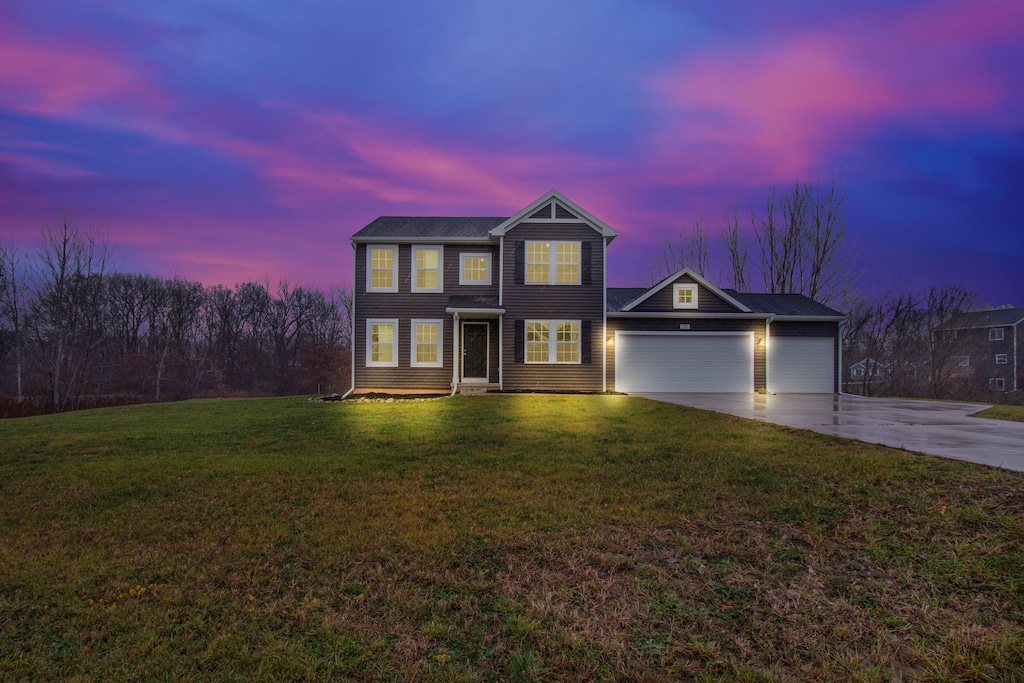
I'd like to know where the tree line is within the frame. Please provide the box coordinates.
[0,211,352,417]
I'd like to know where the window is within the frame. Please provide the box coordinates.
[525,241,580,284]
[990,328,1005,341]
[411,320,442,367]
[525,320,580,364]
[989,378,1006,390]
[996,354,1008,365]
[366,246,398,292]
[850,366,864,379]
[412,246,443,292]
[950,355,970,367]
[366,319,398,367]
[459,253,491,285]
[673,283,698,309]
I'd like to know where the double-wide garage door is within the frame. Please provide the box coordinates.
[615,333,754,393]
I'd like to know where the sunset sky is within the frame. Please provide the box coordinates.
[1,0,1022,305]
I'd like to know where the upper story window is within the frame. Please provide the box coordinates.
[673,283,698,309]
[526,241,580,284]
[367,246,398,292]
[459,253,491,285]
[412,246,443,293]
[990,328,1005,341]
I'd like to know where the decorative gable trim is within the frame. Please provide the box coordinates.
[620,267,752,313]
[489,190,618,240]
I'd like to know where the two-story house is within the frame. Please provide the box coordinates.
[348,190,844,395]
[946,307,1024,393]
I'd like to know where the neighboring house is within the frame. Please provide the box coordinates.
[848,358,891,382]
[348,190,844,395]
[945,308,1024,393]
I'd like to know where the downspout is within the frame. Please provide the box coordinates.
[498,237,504,390]
[764,316,773,394]
[450,312,460,396]
[602,236,607,393]
[837,319,844,395]
[1015,321,1019,392]
[341,241,357,399]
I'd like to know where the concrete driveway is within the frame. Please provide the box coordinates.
[634,393,1024,472]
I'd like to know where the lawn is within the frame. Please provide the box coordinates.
[974,404,1024,423]
[1,395,1022,682]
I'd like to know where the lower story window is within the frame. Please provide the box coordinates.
[412,320,442,367]
[989,377,1005,390]
[366,319,398,367]
[526,320,580,364]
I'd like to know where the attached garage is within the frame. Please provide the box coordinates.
[614,332,754,393]
[767,336,835,393]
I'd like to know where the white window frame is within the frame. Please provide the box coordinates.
[410,319,443,368]
[995,353,1008,365]
[411,245,443,293]
[525,241,580,285]
[989,377,1006,390]
[366,245,398,293]
[366,319,398,367]
[459,253,492,285]
[524,319,581,364]
[673,283,698,309]
[990,328,1005,341]
[951,355,970,367]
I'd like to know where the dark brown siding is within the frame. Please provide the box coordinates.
[352,242,499,390]
[631,274,739,313]
[770,320,842,393]
[607,317,768,391]
[501,224,606,391]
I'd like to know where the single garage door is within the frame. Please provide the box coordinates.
[768,336,835,393]
[615,332,753,393]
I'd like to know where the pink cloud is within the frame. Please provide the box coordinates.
[650,0,1022,184]
[0,27,168,119]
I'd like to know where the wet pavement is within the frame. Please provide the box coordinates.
[635,393,1024,472]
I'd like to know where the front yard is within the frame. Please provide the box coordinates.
[1,395,1022,681]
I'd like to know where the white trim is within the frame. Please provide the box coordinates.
[498,314,504,390]
[352,236,492,245]
[990,327,1005,341]
[451,312,460,389]
[489,189,618,239]
[620,267,751,313]
[524,319,582,364]
[602,238,607,392]
[989,377,1006,390]
[365,318,399,367]
[410,319,443,368]
[411,245,444,293]
[609,312,772,319]
[771,315,846,322]
[996,353,1009,365]
[445,307,504,316]
[366,245,398,293]
[459,252,492,285]
[672,283,698,309]
[461,321,490,381]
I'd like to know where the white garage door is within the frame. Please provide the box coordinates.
[615,333,753,393]
[768,336,835,393]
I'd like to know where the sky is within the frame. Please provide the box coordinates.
[1,0,1022,306]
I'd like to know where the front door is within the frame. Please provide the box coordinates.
[462,322,489,381]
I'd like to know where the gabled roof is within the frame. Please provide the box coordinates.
[722,290,844,318]
[620,268,752,313]
[488,190,618,241]
[950,307,1024,329]
[607,288,649,312]
[351,216,506,243]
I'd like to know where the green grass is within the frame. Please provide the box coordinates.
[973,404,1024,423]
[2,395,1023,681]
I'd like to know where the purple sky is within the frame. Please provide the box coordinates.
[1,0,1022,306]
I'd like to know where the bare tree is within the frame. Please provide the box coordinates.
[29,209,110,411]
[722,204,749,291]
[0,243,27,401]
[924,284,977,399]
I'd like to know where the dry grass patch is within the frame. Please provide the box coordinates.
[973,404,1024,423]
[1,394,1022,681]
